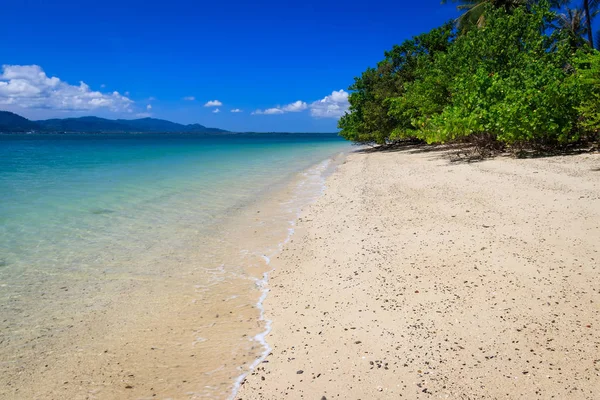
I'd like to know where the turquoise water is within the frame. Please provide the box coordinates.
[0,133,347,271]
[0,132,349,398]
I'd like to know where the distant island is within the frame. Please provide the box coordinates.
[0,110,229,134]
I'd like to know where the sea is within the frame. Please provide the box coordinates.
[0,132,349,399]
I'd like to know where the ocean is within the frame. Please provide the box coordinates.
[0,132,349,399]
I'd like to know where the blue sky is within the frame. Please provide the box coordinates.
[1,0,462,132]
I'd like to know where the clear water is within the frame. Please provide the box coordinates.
[0,133,346,271]
[0,132,349,399]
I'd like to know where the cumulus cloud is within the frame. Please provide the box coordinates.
[183,96,195,101]
[213,108,220,113]
[146,104,152,110]
[282,100,308,112]
[230,108,242,113]
[204,100,222,107]
[263,108,285,115]
[252,100,306,115]
[0,64,133,112]
[309,89,349,118]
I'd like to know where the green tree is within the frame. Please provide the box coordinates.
[338,64,402,145]
[573,51,600,132]
[404,4,582,146]
[554,7,589,49]
[582,0,597,48]
[338,23,455,144]
[443,0,530,31]
[340,2,597,151]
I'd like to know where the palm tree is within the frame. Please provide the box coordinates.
[447,0,599,48]
[582,0,599,48]
[443,0,531,31]
[555,7,588,49]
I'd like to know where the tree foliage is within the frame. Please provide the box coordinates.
[443,0,531,31]
[338,23,455,145]
[338,1,600,150]
[574,51,600,133]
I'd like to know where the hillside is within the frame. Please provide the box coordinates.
[0,111,41,132]
[0,111,229,133]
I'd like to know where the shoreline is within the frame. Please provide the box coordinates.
[229,152,348,400]
[0,142,349,400]
[237,147,600,399]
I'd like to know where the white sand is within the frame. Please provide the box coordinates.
[237,147,600,399]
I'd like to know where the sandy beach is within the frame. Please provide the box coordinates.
[0,151,344,400]
[237,146,600,399]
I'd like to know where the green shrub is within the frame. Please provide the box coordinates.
[573,51,600,135]
[340,2,597,150]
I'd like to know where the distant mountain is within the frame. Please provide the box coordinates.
[0,111,229,133]
[0,111,41,132]
[116,118,187,133]
[114,118,228,133]
[38,116,133,133]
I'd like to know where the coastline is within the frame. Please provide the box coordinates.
[237,147,600,399]
[0,139,349,400]
[228,154,346,400]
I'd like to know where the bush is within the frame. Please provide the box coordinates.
[339,3,598,151]
[574,51,600,137]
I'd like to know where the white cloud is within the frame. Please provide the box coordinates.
[100,84,106,88]
[146,104,152,110]
[213,108,220,113]
[135,112,152,118]
[230,108,242,113]
[252,100,306,116]
[252,108,284,115]
[282,100,307,112]
[148,96,156,101]
[183,96,195,101]
[309,89,349,118]
[0,65,133,112]
[263,108,285,115]
[204,100,222,107]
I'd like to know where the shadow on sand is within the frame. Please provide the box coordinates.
[352,140,599,164]
[354,141,489,163]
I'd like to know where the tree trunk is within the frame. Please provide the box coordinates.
[584,0,595,48]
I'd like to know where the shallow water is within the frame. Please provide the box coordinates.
[0,132,349,399]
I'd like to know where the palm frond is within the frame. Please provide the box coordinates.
[449,0,532,32]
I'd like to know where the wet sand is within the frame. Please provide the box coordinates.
[237,147,600,399]
[0,158,339,400]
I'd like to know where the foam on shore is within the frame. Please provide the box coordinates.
[228,154,345,400]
